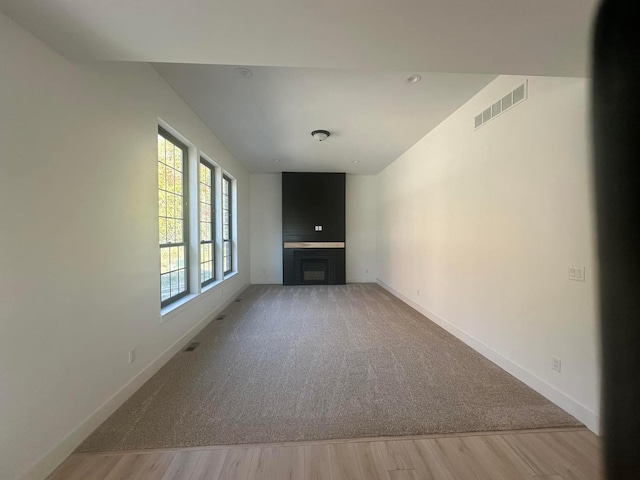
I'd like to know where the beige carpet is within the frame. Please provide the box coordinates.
[78,284,580,453]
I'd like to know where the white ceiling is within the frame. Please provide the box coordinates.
[0,0,598,174]
[155,64,495,173]
[1,0,598,75]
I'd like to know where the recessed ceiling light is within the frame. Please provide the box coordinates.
[351,160,360,163]
[404,74,422,85]
[235,67,253,78]
[273,159,281,162]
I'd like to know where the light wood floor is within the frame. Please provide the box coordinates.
[48,427,602,480]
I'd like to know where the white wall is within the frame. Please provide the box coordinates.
[249,174,377,284]
[249,174,282,284]
[0,12,250,480]
[346,175,377,283]
[377,75,600,432]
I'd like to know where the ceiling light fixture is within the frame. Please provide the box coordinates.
[404,74,422,85]
[311,130,331,141]
[273,158,281,162]
[351,160,360,163]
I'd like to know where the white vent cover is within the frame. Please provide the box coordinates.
[474,80,528,130]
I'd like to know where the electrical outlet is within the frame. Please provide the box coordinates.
[365,269,369,274]
[552,357,561,373]
[129,349,136,365]
[568,265,586,282]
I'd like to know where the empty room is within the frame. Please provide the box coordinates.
[0,1,609,479]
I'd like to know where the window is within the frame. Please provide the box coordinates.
[222,174,233,274]
[158,128,189,307]
[199,160,215,286]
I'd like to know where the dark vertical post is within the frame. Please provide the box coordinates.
[592,1,640,477]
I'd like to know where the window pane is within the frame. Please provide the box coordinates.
[175,220,183,243]
[159,218,167,244]
[174,145,183,171]
[202,262,212,283]
[161,273,171,301]
[158,163,166,190]
[175,171,183,195]
[159,190,167,217]
[178,246,185,269]
[170,246,179,271]
[165,143,175,169]
[161,247,170,274]
[167,218,175,243]
[178,269,185,292]
[158,135,166,163]
[171,270,179,294]
[166,167,175,193]
[166,192,175,218]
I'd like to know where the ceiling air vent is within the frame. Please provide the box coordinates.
[474,80,528,130]
[513,84,526,104]
[502,92,513,110]
[482,107,492,123]
[491,100,502,117]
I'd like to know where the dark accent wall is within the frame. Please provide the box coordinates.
[282,173,345,242]
[282,173,346,285]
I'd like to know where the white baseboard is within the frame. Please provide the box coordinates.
[376,279,600,434]
[347,278,377,284]
[20,282,249,480]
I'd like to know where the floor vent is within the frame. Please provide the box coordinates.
[184,342,200,352]
[216,314,227,321]
[475,80,528,130]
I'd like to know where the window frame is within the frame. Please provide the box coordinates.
[199,159,216,287]
[158,127,190,308]
[222,174,233,275]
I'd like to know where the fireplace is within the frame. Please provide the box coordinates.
[301,259,328,283]
[283,245,345,285]
[282,173,346,285]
